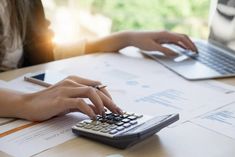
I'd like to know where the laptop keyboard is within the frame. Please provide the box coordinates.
[168,42,235,75]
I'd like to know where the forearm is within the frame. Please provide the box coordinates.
[85,31,132,53]
[0,89,25,118]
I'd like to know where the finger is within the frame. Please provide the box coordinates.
[66,76,113,99]
[155,44,178,56]
[97,91,123,115]
[62,87,104,115]
[53,78,81,88]
[60,104,99,115]
[99,88,112,99]
[180,34,198,53]
[171,34,198,52]
[178,35,196,51]
[139,39,177,56]
[58,108,81,116]
[87,104,100,115]
[65,98,97,119]
[67,75,101,87]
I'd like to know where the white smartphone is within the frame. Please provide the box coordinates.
[24,70,67,87]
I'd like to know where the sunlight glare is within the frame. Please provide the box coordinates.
[52,7,80,45]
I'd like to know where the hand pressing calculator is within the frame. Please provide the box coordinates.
[72,112,179,149]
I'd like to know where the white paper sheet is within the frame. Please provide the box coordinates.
[61,54,235,125]
[0,113,87,157]
[192,101,235,139]
[7,75,46,93]
[0,119,31,134]
[1,53,235,156]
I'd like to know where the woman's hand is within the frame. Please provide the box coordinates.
[127,31,198,56]
[19,76,122,121]
[85,30,198,56]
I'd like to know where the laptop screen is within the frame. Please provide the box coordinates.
[209,0,235,52]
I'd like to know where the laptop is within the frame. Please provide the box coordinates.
[142,0,235,80]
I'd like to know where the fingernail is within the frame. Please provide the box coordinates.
[102,110,106,117]
[90,114,97,120]
[117,107,123,115]
[99,109,104,116]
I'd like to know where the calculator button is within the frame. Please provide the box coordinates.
[100,119,107,123]
[126,113,135,116]
[101,128,111,133]
[101,123,109,127]
[105,120,114,124]
[113,117,122,121]
[76,123,85,127]
[91,121,101,125]
[116,126,125,131]
[109,129,118,134]
[83,119,93,124]
[92,126,103,131]
[135,114,143,118]
[128,116,137,120]
[121,114,129,118]
[123,123,131,128]
[130,121,137,125]
[84,124,93,129]
[106,112,113,116]
[116,122,124,126]
[108,125,118,129]
[106,115,114,120]
[122,118,130,123]
[96,116,102,119]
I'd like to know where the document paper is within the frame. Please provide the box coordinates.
[192,101,235,139]
[0,113,87,157]
[62,54,235,125]
[0,53,235,156]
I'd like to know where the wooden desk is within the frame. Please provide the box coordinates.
[0,53,235,157]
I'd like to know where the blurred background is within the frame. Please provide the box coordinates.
[42,0,210,45]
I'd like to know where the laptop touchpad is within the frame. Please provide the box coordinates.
[174,55,190,62]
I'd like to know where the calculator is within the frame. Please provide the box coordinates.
[72,112,179,149]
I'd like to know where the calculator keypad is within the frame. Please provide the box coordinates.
[73,112,148,137]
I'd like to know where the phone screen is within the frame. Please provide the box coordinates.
[32,73,46,81]
[29,71,67,85]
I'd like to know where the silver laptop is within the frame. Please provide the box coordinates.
[143,0,235,80]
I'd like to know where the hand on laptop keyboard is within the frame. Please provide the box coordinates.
[128,31,198,56]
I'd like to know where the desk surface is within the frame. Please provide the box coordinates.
[0,53,235,157]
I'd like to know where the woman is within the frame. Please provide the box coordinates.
[0,0,197,121]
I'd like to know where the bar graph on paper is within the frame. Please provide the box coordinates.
[135,89,188,110]
[205,110,235,126]
[192,102,235,139]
